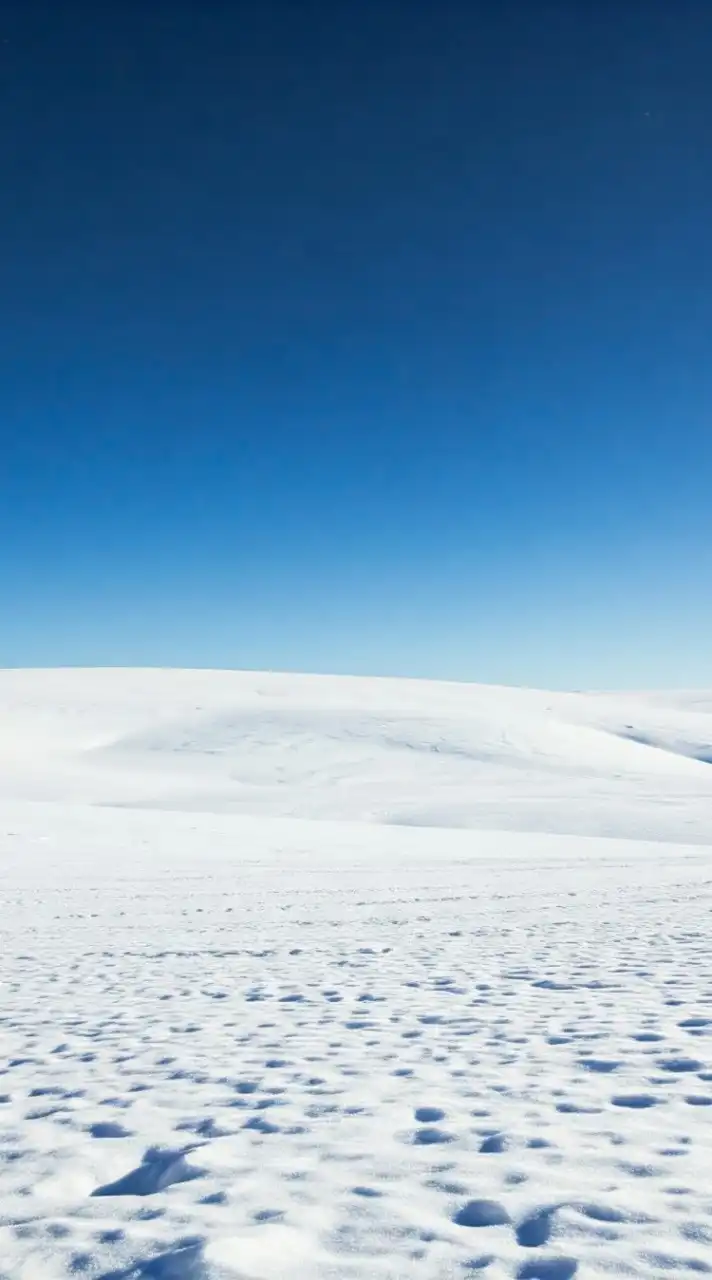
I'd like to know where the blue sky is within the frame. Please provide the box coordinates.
[2,3,711,686]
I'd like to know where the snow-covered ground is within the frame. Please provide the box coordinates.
[0,669,711,1279]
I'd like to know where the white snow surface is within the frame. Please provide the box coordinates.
[2,667,711,842]
[0,668,711,1279]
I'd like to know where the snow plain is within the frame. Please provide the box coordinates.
[0,668,711,1280]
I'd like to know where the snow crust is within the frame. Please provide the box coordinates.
[0,668,711,1279]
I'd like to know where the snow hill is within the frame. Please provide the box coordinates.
[0,667,710,842]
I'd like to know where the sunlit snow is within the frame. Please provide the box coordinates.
[0,668,711,1279]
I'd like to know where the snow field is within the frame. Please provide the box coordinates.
[0,670,711,1278]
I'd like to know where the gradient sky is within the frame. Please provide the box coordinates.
[2,2,711,687]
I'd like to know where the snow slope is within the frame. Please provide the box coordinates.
[0,667,710,841]
[0,669,711,1280]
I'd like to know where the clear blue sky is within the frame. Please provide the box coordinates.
[2,2,711,687]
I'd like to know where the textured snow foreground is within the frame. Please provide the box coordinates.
[0,671,711,1280]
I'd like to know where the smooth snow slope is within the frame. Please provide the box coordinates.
[0,667,710,841]
[1,669,712,1280]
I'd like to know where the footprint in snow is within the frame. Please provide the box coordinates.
[453,1199,511,1227]
[516,1261,577,1279]
[88,1122,133,1139]
[516,1207,555,1247]
[414,1106,446,1123]
[96,1240,206,1279]
[412,1126,456,1145]
[92,1147,203,1197]
[611,1093,661,1109]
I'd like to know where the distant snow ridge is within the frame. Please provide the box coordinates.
[0,667,710,842]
